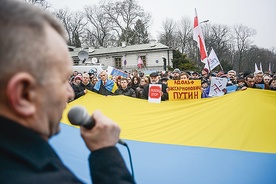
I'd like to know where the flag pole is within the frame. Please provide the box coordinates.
[194,8,209,72]
[219,63,224,71]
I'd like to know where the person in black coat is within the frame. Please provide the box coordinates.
[114,78,136,97]
[74,73,95,99]
[0,1,134,184]
[142,72,169,101]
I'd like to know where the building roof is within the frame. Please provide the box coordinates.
[69,42,170,58]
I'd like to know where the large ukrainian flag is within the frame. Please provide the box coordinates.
[50,88,276,184]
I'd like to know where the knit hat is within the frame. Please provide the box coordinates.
[150,72,159,77]
[202,68,209,73]
[75,75,82,81]
[172,68,181,74]
[161,77,168,82]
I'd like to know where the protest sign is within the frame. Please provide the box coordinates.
[148,84,162,103]
[167,80,201,100]
[209,77,227,97]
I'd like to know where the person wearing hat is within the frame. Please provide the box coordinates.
[172,68,181,80]
[201,68,209,76]
[70,74,82,100]
[201,68,210,85]
[191,71,199,79]
[141,72,168,101]
[160,77,169,85]
[88,69,95,81]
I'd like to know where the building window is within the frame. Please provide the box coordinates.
[114,58,122,69]
[140,55,147,67]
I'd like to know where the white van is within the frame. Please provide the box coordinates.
[72,64,106,77]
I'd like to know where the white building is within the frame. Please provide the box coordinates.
[69,41,173,72]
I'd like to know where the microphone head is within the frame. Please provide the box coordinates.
[68,106,91,126]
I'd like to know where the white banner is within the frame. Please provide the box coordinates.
[208,48,220,70]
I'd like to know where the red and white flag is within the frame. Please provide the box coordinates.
[137,56,143,69]
[193,8,208,66]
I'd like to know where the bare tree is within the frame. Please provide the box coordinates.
[158,18,177,48]
[53,9,71,42]
[242,46,276,72]
[175,17,193,54]
[208,24,230,56]
[23,0,51,10]
[84,5,113,47]
[53,9,86,47]
[207,24,233,70]
[101,0,151,45]
[232,24,256,72]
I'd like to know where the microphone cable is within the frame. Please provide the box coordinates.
[121,142,136,183]
[67,106,136,182]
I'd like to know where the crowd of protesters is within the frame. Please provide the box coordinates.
[68,67,276,101]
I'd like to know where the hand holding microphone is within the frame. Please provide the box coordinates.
[68,106,126,151]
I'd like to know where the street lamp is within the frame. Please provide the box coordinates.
[200,20,209,24]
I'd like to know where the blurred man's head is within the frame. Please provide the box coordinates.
[263,75,271,84]
[192,72,199,79]
[120,78,128,89]
[227,70,236,80]
[82,73,90,85]
[100,71,108,81]
[245,75,255,88]
[0,0,74,139]
[172,68,181,80]
[254,71,264,83]
[149,72,159,84]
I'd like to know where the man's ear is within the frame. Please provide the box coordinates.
[6,73,36,117]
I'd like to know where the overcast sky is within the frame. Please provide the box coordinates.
[47,0,276,50]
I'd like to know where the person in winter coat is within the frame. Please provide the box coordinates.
[114,78,136,98]
[74,73,94,99]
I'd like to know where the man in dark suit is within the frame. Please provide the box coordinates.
[142,72,169,101]
[0,1,134,184]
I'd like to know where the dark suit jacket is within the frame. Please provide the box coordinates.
[0,116,134,184]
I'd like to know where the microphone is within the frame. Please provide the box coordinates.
[67,106,126,146]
